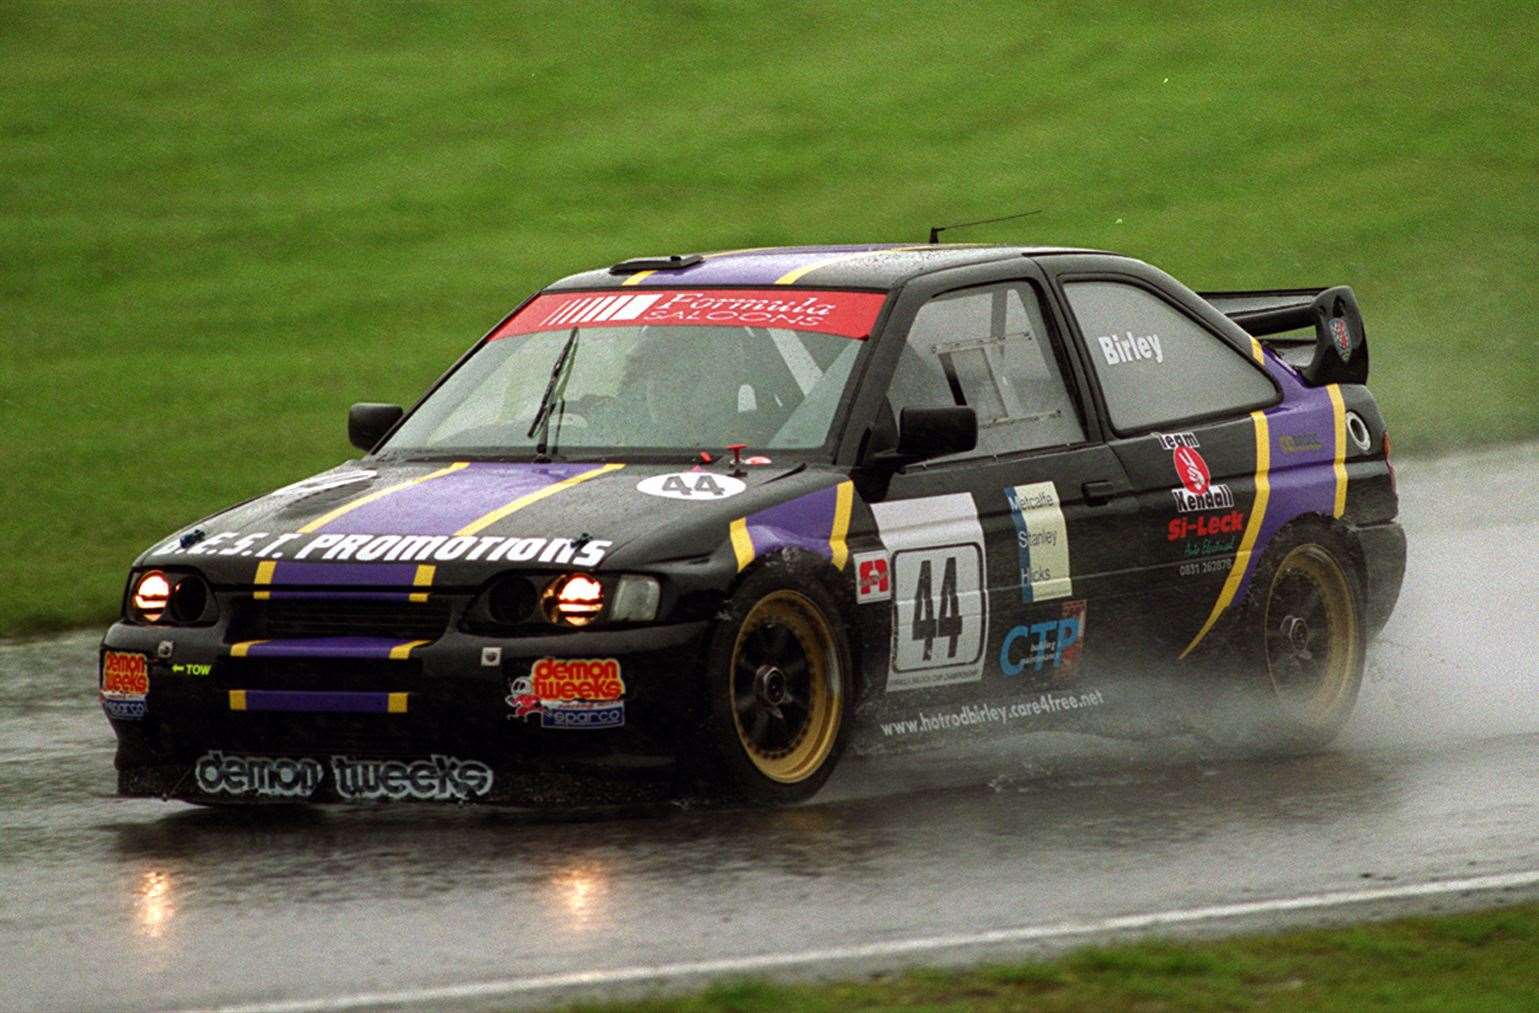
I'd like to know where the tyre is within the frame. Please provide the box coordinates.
[699,564,853,804]
[1198,523,1366,754]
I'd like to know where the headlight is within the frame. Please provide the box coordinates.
[541,573,605,627]
[131,571,172,623]
[610,575,661,622]
[129,570,214,624]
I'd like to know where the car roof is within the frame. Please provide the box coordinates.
[546,243,1110,292]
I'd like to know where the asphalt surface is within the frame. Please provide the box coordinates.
[3,443,1537,1012]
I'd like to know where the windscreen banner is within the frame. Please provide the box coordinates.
[494,288,888,340]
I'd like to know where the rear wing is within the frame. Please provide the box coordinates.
[1200,286,1367,386]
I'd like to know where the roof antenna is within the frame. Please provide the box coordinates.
[928,208,1043,244]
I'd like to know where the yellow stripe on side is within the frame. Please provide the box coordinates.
[229,640,267,658]
[621,270,655,286]
[409,564,435,604]
[1180,410,1272,659]
[388,640,430,661]
[298,461,469,534]
[387,692,409,714]
[729,518,755,572]
[829,481,854,570]
[774,246,929,285]
[1328,383,1349,518]
[229,690,247,711]
[454,462,625,537]
[252,559,277,601]
[1250,336,1265,364]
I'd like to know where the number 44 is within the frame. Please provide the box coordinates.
[911,557,963,661]
[662,474,730,497]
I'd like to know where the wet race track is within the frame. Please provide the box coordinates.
[4,445,1538,1012]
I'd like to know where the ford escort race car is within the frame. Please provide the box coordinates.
[101,244,1406,805]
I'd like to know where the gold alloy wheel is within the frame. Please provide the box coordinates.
[1263,544,1361,726]
[728,590,842,784]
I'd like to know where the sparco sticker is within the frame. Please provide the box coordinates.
[508,657,626,730]
[636,472,746,500]
[494,289,889,340]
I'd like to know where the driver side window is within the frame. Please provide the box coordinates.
[889,282,1085,457]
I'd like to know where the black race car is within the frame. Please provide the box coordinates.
[100,244,1405,805]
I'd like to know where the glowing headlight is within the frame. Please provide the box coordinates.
[542,573,605,627]
[131,571,172,623]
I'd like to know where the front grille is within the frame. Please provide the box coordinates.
[230,599,451,641]
[215,657,422,693]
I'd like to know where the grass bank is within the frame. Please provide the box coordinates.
[3,2,1535,633]
[578,902,1539,1011]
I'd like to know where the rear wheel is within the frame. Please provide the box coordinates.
[700,567,851,803]
[1197,525,1365,753]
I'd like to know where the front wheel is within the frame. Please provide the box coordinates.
[699,567,852,804]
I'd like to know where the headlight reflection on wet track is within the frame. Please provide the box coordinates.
[135,869,175,938]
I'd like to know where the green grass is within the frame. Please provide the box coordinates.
[573,902,1539,1011]
[2,1,1536,634]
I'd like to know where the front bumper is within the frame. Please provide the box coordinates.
[99,617,712,805]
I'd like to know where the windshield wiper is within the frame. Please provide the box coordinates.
[527,327,579,461]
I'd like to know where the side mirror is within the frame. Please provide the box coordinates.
[868,406,977,469]
[348,403,404,452]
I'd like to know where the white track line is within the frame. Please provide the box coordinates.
[206,870,1539,1013]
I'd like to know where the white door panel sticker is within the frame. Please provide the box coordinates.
[1006,481,1072,603]
[870,494,988,691]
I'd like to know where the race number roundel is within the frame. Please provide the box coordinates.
[1172,445,1211,496]
[636,472,747,500]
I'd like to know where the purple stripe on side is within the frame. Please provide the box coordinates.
[323,462,593,535]
[1233,351,1344,598]
[238,691,399,714]
[745,484,838,561]
[238,637,412,660]
[270,562,419,586]
[629,245,904,287]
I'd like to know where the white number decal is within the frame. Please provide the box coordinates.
[870,493,989,692]
[636,472,748,500]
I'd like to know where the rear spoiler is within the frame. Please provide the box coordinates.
[1200,286,1368,386]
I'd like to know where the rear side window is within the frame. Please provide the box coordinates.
[888,282,1085,456]
[1064,281,1275,432]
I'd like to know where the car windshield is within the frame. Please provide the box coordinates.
[381,288,886,457]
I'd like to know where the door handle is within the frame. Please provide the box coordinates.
[1082,479,1116,505]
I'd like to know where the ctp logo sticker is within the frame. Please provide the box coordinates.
[854,551,891,603]
[636,472,747,500]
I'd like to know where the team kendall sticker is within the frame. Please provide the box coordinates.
[152,531,611,566]
[1161,432,1235,514]
[636,472,747,500]
[494,289,889,340]
[507,657,626,730]
[101,650,149,720]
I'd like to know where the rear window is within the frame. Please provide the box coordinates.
[1064,281,1275,432]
